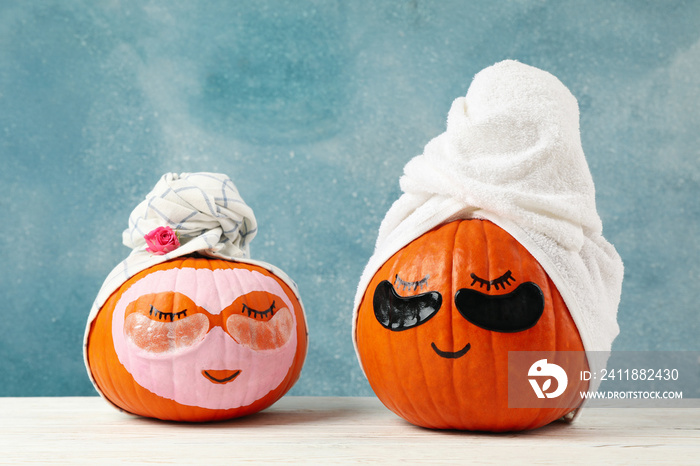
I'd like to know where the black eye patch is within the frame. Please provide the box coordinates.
[373,280,442,331]
[454,282,544,333]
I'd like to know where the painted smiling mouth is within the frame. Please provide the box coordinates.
[431,342,471,359]
[202,370,241,384]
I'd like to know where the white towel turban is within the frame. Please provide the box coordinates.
[85,171,298,334]
[353,61,624,363]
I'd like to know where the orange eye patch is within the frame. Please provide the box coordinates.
[124,312,209,353]
[124,293,207,353]
[223,291,294,351]
[225,308,294,351]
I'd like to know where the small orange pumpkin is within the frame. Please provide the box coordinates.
[355,219,588,431]
[86,255,308,422]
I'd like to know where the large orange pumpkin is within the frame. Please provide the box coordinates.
[86,255,308,422]
[355,219,589,431]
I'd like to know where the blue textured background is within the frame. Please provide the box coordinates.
[1,1,698,397]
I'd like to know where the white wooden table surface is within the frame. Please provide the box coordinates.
[0,396,698,464]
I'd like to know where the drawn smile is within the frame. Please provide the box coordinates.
[202,370,241,384]
[431,341,471,359]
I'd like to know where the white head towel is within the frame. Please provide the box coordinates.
[84,172,302,364]
[352,61,624,363]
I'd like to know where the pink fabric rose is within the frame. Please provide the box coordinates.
[144,226,180,255]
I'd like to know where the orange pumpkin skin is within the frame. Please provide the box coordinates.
[356,219,588,431]
[87,256,307,422]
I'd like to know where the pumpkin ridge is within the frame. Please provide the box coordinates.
[449,219,465,425]
[385,245,437,427]
[413,308,448,428]
[425,222,462,428]
[94,291,134,414]
[386,249,433,427]
[410,224,448,427]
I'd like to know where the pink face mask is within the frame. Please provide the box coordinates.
[111,267,298,410]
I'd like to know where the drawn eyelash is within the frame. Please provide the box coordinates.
[394,274,431,292]
[149,305,188,321]
[241,301,276,320]
[470,270,515,291]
